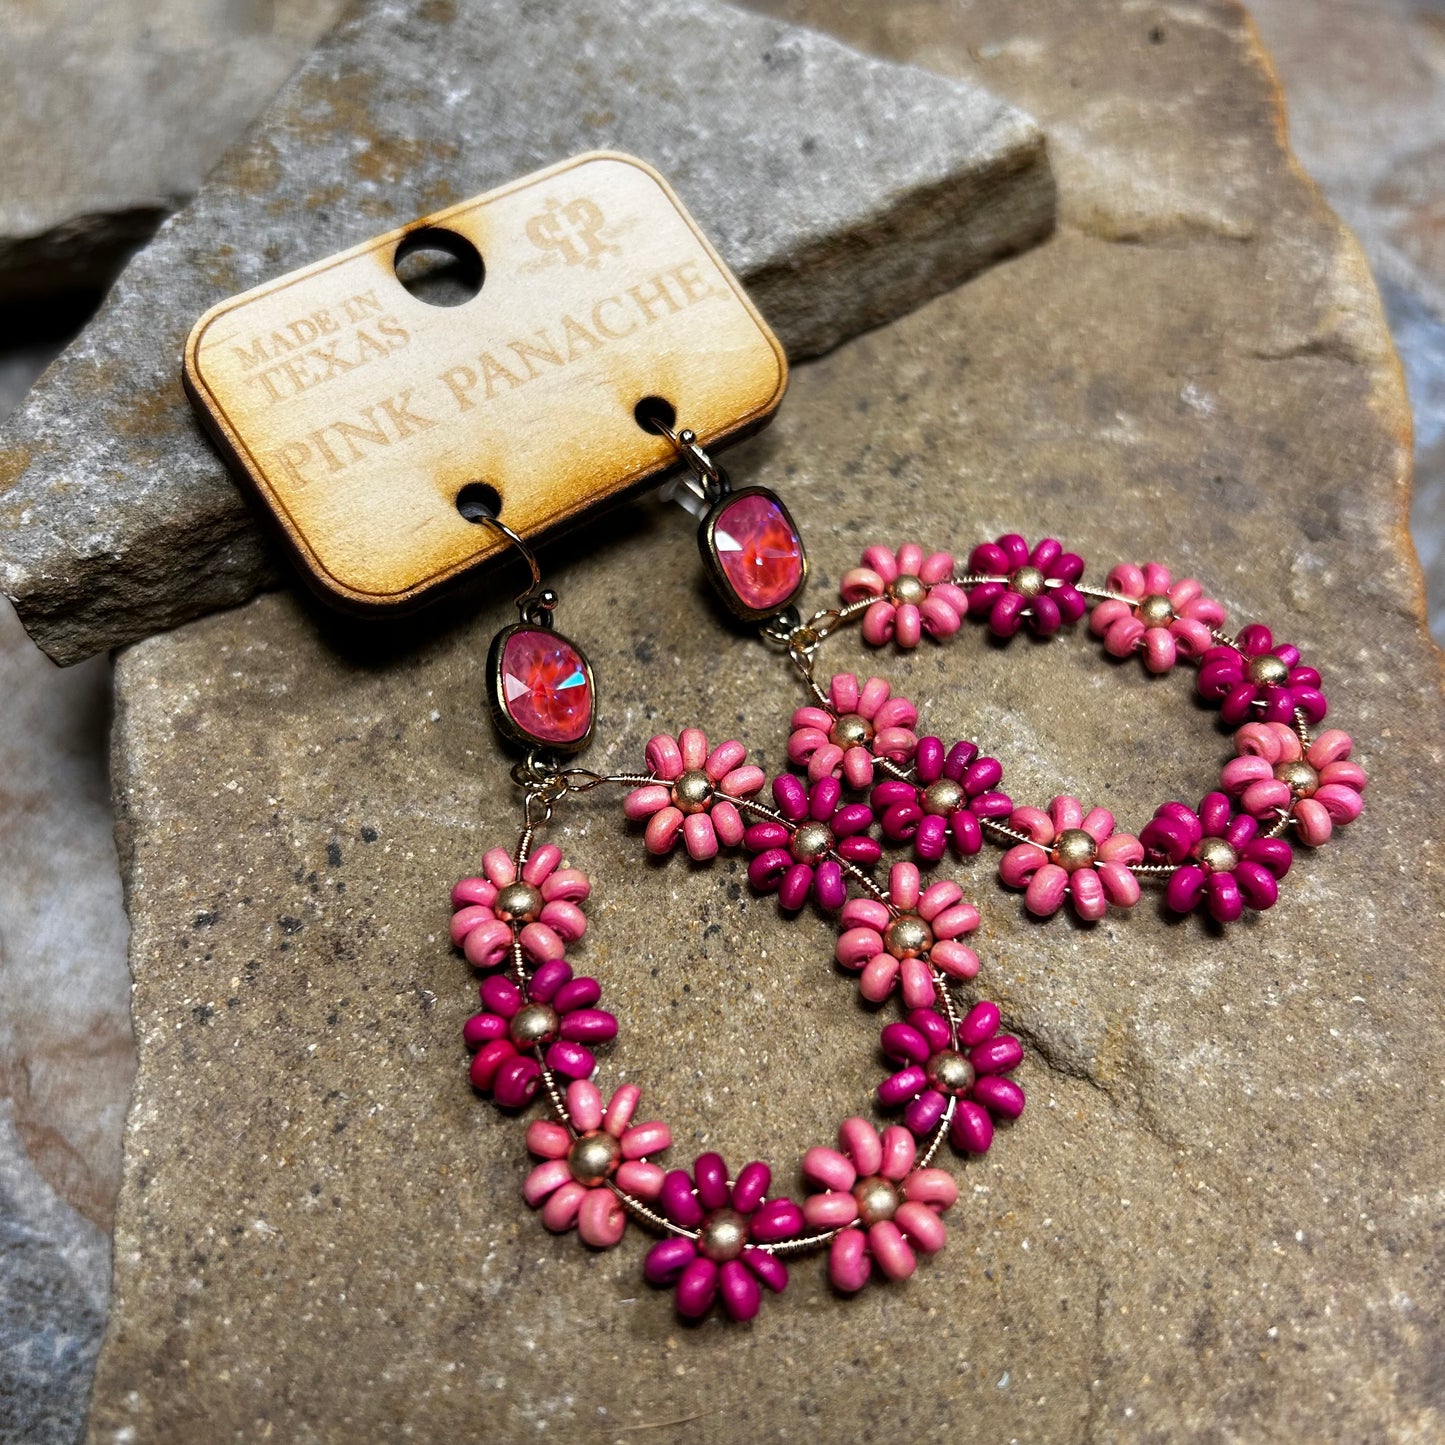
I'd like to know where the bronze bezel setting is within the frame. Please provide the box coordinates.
[697,485,809,624]
[486,622,597,755]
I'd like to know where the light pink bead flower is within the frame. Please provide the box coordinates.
[1089,561,1226,673]
[801,1117,957,1293]
[450,844,590,969]
[840,543,969,649]
[835,861,980,1010]
[788,673,918,789]
[523,1080,672,1248]
[623,726,766,860]
[1220,722,1366,847]
[999,796,1143,920]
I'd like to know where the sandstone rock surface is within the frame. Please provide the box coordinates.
[92,1,1442,1441]
[0,0,1053,667]
[0,0,347,299]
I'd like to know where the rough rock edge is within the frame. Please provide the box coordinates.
[1233,3,1434,667]
[0,0,1056,667]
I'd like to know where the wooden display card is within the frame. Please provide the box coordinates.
[184,152,788,609]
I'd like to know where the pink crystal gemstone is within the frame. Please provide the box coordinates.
[499,629,592,744]
[712,492,803,614]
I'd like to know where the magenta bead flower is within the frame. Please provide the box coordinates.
[835,862,980,1010]
[523,1080,672,1248]
[744,774,879,910]
[643,1153,799,1321]
[1089,561,1225,673]
[1220,723,1366,848]
[998,796,1143,921]
[1197,623,1327,726]
[877,1002,1026,1151]
[623,725,766,860]
[1141,792,1294,923]
[450,843,590,971]
[872,736,1012,862]
[801,1117,957,1293]
[463,958,617,1108]
[840,542,969,648]
[965,533,1087,639]
[788,672,919,789]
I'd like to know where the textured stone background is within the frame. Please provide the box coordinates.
[3,0,1445,1440]
[0,0,347,299]
[1214,0,1445,646]
[88,2,1444,1442]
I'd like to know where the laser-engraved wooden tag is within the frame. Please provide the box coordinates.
[184,152,788,610]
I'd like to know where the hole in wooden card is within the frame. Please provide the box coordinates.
[634,395,677,435]
[456,482,503,522]
[393,226,484,307]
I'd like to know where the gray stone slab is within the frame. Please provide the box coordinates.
[0,0,1053,668]
[88,1,1443,1439]
[0,0,347,300]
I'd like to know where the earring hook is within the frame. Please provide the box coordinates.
[476,512,557,626]
[648,416,731,503]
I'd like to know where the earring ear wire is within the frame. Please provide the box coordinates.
[476,511,557,628]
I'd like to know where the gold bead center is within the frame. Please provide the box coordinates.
[1247,654,1290,688]
[567,1130,621,1187]
[1137,593,1175,627]
[494,881,543,922]
[672,768,714,814]
[921,778,965,816]
[884,913,934,960]
[925,1048,977,1098]
[885,574,927,606]
[853,1175,901,1227]
[1053,827,1098,871]
[509,1002,560,1049]
[828,712,875,750]
[1011,565,1047,598]
[790,820,834,864]
[697,1207,748,1262]
[1273,760,1319,796]
[1194,836,1239,874]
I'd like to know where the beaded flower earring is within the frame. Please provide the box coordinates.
[448,424,1366,1323]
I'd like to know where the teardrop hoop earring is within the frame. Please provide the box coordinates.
[447,423,1366,1322]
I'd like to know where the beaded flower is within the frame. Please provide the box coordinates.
[1088,561,1226,672]
[643,1154,800,1321]
[835,863,980,1010]
[965,534,1087,639]
[877,1002,1026,1151]
[1141,792,1294,923]
[872,736,1011,861]
[1220,723,1366,846]
[840,543,970,648]
[998,797,1142,921]
[743,774,879,910]
[1198,624,1327,726]
[464,959,618,1106]
[787,673,919,789]
[451,843,590,970]
[623,726,765,860]
[802,1118,957,1292]
[522,1081,672,1248]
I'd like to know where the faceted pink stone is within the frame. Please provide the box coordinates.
[499,629,592,744]
[712,492,803,614]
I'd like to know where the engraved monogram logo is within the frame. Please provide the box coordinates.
[524,195,617,267]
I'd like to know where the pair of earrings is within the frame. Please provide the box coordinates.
[452,419,1362,1322]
